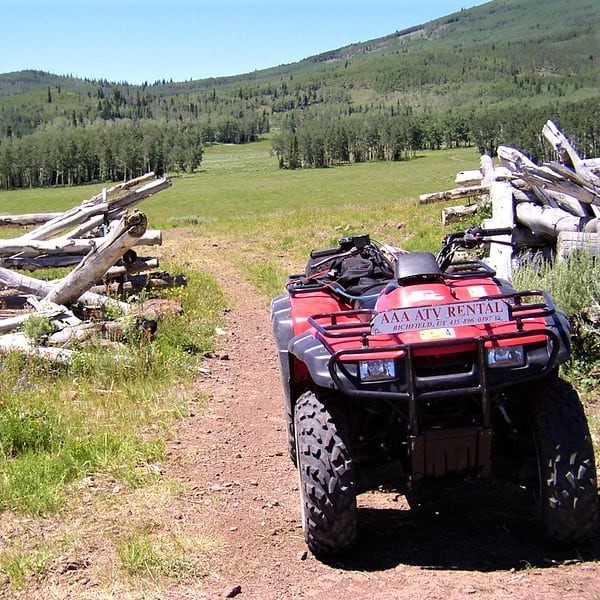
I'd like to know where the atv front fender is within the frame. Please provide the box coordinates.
[288,332,334,390]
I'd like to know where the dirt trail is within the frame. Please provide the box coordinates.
[158,231,600,599]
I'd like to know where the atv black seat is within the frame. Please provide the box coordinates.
[395,252,442,283]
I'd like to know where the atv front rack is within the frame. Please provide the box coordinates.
[302,289,564,435]
[307,289,557,337]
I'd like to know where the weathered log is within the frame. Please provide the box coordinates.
[0,213,62,226]
[44,211,147,306]
[441,204,478,226]
[455,170,482,185]
[19,203,109,242]
[15,175,169,242]
[104,258,159,278]
[515,203,600,239]
[0,238,96,258]
[582,158,600,173]
[542,120,600,203]
[419,185,489,205]
[0,255,84,271]
[498,145,537,171]
[0,229,159,262]
[106,177,172,219]
[0,299,80,334]
[0,268,129,311]
[543,120,600,185]
[47,321,101,346]
[0,332,72,362]
[480,155,495,183]
[518,166,598,205]
[556,231,600,261]
[535,189,590,217]
[0,309,64,334]
[544,162,600,203]
[85,172,159,206]
[482,182,514,280]
[89,273,187,296]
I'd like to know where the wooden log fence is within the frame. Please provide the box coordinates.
[421,120,600,279]
[0,172,186,361]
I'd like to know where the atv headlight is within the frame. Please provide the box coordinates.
[487,345,525,368]
[359,359,396,382]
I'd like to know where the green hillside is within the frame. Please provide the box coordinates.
[0,0,599,188]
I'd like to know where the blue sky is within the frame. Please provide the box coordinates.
[1,0,486,84]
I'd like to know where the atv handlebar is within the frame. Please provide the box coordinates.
[437,226,513,271]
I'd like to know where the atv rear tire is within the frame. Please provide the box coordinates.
[530,377,598,544]
[294,390,357,556]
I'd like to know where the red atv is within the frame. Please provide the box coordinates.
[271,227,598,557]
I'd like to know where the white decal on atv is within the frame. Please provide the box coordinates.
[371,299,510,334]
[407,290,445,302]
[466,285,487,298]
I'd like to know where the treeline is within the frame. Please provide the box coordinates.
[0,77,271,142]
[0,121,204,189]
[272,98,600,169]
[0,108,270,189]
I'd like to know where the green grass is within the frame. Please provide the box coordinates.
[0,139,479,297]
[513,251,600,397]
[160,140,479,291]
[117,530,219,580]
[0,269,224,516]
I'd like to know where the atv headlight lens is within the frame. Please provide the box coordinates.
[487,345,525,368]
[359,359,396,381]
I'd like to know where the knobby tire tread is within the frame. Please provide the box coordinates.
[294,391,357,556]
[532,377,598,544]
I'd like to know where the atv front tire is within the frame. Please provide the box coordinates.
[531,377,598,544]
[294,390,357,556]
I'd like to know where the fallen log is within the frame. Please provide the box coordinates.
[455,170,482,185]
[0,238,96,258]
[0,268,129,311]
[482,182,514,280]
[442,204,478,226]
[0,255,84,271]
[85,172,160,206]
[419,185,489,205]
[515,203,600,239]
[518,166,598,205]
[556,231,600,261]
[19,202,109,242]
[46,320,130,347]
[44,210,147,306]
[0,304,74,334]
[0,213,62,227]
[89,273,187,296]
[105,257,159,278]
[542,120,600,189]
[0,332,72,362]
[106,177,172,219]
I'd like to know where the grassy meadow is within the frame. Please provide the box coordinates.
[2,139,481,297]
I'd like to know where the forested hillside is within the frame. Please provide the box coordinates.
[0,0,599,188]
